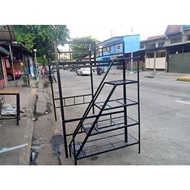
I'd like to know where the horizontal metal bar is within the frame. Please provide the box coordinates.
[77,142,139,160]
[58,50,92,53]
[55,101,89,108]
[57,40,95,45]
[54,93,92,101]
[90,122,139,136]
[74,133,139,160]
[105,80,138,85]
[64,110,125,123]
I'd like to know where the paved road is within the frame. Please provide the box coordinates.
[53,69,190,165]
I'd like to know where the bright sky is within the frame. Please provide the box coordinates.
[2,0,189,42]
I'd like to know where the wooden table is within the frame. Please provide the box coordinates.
[0,89,20,126]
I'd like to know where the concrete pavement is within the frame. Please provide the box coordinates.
[0,78,36,164]
[0,70,190,165]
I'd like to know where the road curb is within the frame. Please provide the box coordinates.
[18,86,37,165]
[177,77,190,82]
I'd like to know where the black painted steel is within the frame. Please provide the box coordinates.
[50,40,141,164]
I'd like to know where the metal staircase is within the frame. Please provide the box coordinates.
[69,58,140,165]
[49,40,141,165]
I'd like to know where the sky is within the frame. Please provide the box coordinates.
[1,0,189,42]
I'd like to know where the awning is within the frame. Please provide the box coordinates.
[0,46,10,55]
[0,25,16,42]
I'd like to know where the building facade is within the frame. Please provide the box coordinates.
[141,25,190,73]
[97,34,140,71]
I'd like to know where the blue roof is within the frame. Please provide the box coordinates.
[98,34,140,47]
[182,25,190,30]
[97,36,124,47]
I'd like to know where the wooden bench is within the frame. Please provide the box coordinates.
[0,89,20,126]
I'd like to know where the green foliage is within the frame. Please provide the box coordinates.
[13,25,70,65]
[71,36,99,60]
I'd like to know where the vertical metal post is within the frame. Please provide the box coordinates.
[182,46,184,73]
[166,48,169,72]
[54,40,68,158]
[130,26,133,73]
[153,51,156,71]
[90,42,96,114]
[25,53,30,87]
[8,45,17,85]
[122,59,128,143]
[16,93,20,126]
[48,62,57,121]
[137,60,141,153]
[48,51,57,121]
[90,61,95,114]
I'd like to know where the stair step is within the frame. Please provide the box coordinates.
[95,98,138,110]
[71,142,86,158]
[82,116,138,135]
[105,79,137,85]
[82,123,99,134]
[71,132,139,159]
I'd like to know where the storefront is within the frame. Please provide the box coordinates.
[0,46,10,88]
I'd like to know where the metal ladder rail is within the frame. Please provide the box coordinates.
[75,84,117,158]
[69,59,116,144]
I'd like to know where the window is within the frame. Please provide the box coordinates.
[170,37,182,44]
[146,52,154,58]
[140,44,145,49]
[187,34,190,41]
[169,46,182,54]
[0,57,4,80]
[117,45,120,49]
[184,45,190,53]
[156,51,166,57]
[146,43,156,49]
[158,42,165,47]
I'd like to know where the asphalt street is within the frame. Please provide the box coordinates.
[51,69,190,165]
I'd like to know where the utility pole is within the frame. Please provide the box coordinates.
[130,25,133,73]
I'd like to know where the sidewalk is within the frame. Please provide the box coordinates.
[0,75,63,165]
[0,77,36,165]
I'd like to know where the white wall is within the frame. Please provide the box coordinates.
[156,57,166,69]
[145,57,166,70]
[145,58,154,69]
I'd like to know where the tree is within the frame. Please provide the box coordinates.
[71,36,99,60]
[13,25,70,65]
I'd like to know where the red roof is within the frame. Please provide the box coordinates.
[141,35,165,42]
[165,25,182,35]
[147,35,165,41]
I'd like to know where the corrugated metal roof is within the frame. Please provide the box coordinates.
[98,34,140,47]
[0,25,16,42]
[0,46,10,55]
[146,35,165,41]
[97,36,124,47]
[165,25,182,35]
[182,25,190,30]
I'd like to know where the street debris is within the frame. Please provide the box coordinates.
[32,117,38,122]
[145,75,155,78]
[40,134,43,140]
[0,143,28,154]
[1,104,16,116]
[30,150,39,165]
[44,111,48,115]
[51,135,64,165]
[31,144,45,151]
